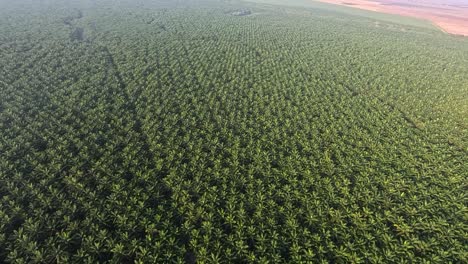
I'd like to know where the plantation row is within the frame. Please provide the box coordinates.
[1,0,467,263]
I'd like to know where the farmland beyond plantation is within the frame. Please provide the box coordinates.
[314,0,468,36]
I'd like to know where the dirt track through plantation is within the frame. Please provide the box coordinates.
[315,0,468,36]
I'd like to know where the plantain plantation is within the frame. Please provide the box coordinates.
[0,0,467,263]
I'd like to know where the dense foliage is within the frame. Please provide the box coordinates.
[0,0,467,262]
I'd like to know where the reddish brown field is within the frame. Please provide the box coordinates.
[315,0,468,36]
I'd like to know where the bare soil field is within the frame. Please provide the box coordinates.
[316,0,468,36]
